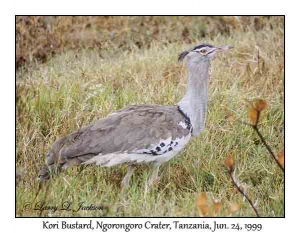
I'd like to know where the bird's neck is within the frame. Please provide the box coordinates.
[178,61,210,137]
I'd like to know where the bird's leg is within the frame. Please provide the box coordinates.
[147,163,161,187]
[121,165,136,189]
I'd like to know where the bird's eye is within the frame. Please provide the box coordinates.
[200,49,207,54]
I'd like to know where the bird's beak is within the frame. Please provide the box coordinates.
[216,45,234,51]
[207,45,233,57]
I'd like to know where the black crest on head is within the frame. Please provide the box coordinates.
[178,43,213,61]
[178,51,189,61]
[192,43,213,51]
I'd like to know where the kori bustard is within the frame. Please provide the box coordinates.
[39,43,232,188]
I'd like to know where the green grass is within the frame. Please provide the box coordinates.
[16,17,284,217]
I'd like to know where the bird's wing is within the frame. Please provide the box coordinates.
[46,105,191,167]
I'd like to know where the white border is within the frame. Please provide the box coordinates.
[1,0,299,232]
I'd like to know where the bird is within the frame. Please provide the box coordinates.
[39,43,233,189]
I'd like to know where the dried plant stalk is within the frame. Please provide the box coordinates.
[225,155,260,217]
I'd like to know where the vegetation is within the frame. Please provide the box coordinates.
[16,16,284,217]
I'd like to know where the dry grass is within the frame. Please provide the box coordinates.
[16,16,284,217]
[16,16,279,69]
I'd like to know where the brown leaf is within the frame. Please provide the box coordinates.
[225,155,235,171]
[254,99,268,112]
[249,107,258,125]
[196,192,207,207]
[277,151,284,168]
[196,192,208,216]
[199,206,208,216]
[213,200,222,214]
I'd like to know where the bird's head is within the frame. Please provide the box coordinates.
[178,43,233,63]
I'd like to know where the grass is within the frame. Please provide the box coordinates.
[16,16,284,217]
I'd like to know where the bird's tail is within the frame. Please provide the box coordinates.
[35,164,57,210]
[38,146,93,180]
[38,165,50,180]
[38,164,62,180]
[38,151,62,181]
